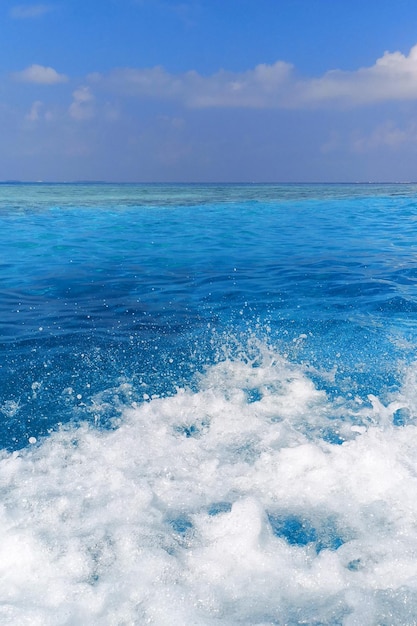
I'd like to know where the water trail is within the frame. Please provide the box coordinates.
[0,342,417,623]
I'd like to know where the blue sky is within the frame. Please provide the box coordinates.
[3,0,417,181]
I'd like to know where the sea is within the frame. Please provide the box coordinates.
[1,182,417,624]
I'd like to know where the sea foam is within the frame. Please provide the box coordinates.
[0,342,417,624]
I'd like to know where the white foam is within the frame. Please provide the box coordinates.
[1,343,417,623]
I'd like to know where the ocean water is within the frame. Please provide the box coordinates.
[2,182,417,624]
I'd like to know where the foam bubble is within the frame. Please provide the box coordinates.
[1,344,417,623]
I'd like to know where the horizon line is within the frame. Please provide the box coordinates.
[0,180,416,185]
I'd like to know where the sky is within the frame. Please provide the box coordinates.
[3,0,417,182]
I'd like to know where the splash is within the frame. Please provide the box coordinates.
[1,343,417,624]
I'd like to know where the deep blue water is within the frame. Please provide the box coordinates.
[2,183,417,624]
[1,183,416,448]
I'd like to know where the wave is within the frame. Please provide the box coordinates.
[1,339,417,624]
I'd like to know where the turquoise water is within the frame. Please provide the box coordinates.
[2,183,417,623]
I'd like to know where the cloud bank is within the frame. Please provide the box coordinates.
[89,44,417,109]
[13,44,417,110]
[8,43,417,183]
[12,64,68,85]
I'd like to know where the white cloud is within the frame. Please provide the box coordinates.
[10,4,53,19]
[351,122,417,153]
[25,100,53,123]
[89,60,293,108]
[89,44,417,109]
[25,100,43,121]
[320,121,417,158]
[298,45,417,107]
[12,64,68,85]
[69,86,95,120]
